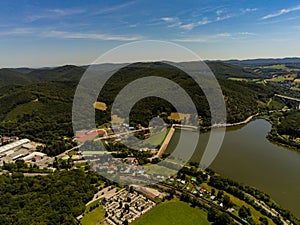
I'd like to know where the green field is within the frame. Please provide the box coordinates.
[132,199,210,225]
[261,64,288,70]
[144,164,177,176]
[81,201,106,225]
[142,128,169,146]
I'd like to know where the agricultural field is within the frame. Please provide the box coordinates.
[132,199,210,225]
[144,164,177,176]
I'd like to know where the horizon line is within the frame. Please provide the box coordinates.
[2,56,300,69]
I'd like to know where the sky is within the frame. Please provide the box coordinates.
[1,0,300,67]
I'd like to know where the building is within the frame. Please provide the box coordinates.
[75,129,106,143]
[0,139,30,154]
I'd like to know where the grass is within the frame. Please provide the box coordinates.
[267,74,297,83]
[260,64,288,70]
[144,164,177,176]
[132,199,210,225]
[228,77,249,82]
[290,87,300,91]
[81,202,106,225]
[142,128,169,146]
[93,101,107,111]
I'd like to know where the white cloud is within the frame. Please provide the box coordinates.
[216,14,232,21]
[0,28,34,36]
[216,33,231,37]
[179,23,196,31]
[172,37,208,43]
[241,8,258,13]
[160,17,176,22]
[216,10,223,16]
[160,11,232,31]
[93,1,137,15]
[262,5,300,20]
[42,30,143,41]
[197,17,211,25]
[0,27,143,41]
[173,32,256,43]
[26,8,85,21]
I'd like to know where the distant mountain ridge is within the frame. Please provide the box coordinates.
[0,60,263,87]
[220,57,300,67]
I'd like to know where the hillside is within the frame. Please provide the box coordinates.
[0,69,31,87]
[0,62,286,155]
[26,65,85,82]
[0,65,85,87]
[207,62,261,79]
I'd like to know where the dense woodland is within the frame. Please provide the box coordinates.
[0,170,107,225]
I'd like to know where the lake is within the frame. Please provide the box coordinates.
[165,119,300,217]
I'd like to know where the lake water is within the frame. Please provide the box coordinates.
[165,119,300,217]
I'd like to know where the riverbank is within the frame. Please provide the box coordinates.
[202,113,260,130]
[260,112,300,152]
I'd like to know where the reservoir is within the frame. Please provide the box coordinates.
[165,119,300,217]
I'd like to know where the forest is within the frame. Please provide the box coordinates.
[0,170,109,225]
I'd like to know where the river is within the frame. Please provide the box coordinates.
[165,119,300,217]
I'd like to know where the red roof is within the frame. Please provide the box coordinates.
[75,131,85,137]
[97,129,105,135]
[149,193,157,199]
[75,129,106,142]
[76,131,98,142]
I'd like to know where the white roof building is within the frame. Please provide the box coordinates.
[0,139,30,154]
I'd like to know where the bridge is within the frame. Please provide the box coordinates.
[274,94,300,110]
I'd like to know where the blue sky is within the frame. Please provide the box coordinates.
[1,0,300,67]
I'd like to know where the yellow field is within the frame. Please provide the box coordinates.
[94,102,107,111]
[168,112,190,122]
[294,79,300,83]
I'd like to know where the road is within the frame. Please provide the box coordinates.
[275,94,300,102]
[94,127,151,141]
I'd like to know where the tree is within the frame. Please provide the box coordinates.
[211,188,216,196]
[223,195,234,208]
[238,205,251,219]
[259,217,268,225]
[208,207,219,222]
[217,190,224,199]
[213,213,233,225]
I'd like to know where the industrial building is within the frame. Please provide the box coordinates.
[0,139,30,154]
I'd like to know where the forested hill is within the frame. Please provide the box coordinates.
[0,62,285,155]
[0,65,85,87]
[0,61,262,87]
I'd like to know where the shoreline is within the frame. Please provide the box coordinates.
[202,113,259,130]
